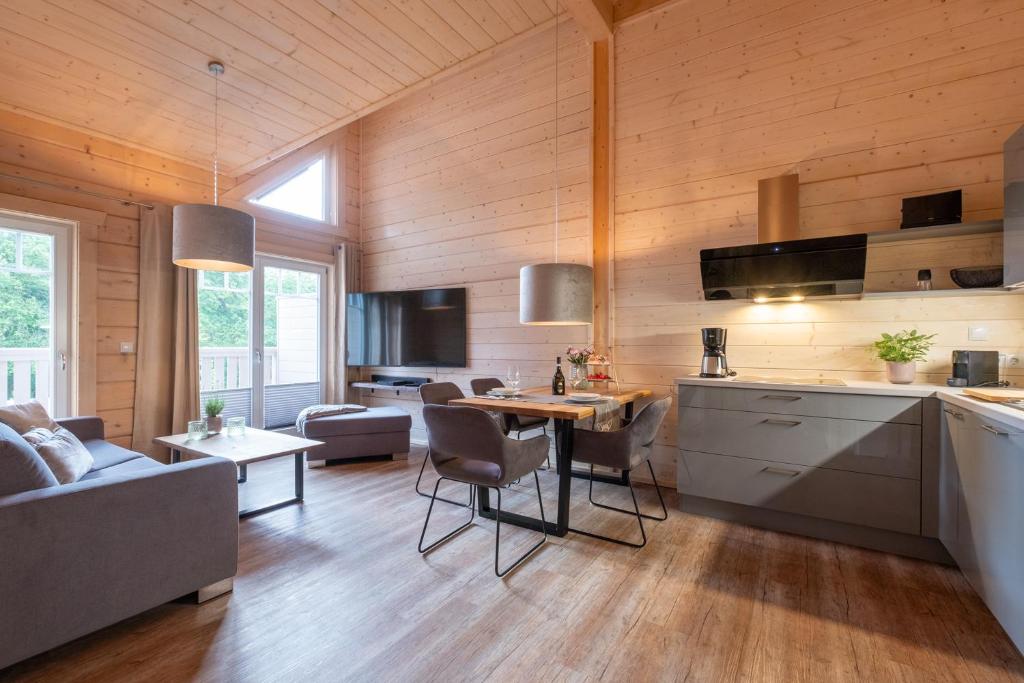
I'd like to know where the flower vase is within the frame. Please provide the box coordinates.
[570,363,590,390]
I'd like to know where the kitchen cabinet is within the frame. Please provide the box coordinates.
[678,385,930,541]
[938,401,1024,653]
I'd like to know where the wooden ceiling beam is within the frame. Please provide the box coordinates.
[561,0,613,42]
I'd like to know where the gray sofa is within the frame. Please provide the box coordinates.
[0,416,239,670]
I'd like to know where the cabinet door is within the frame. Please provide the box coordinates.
[937,405,963,549]
[956,410,1024,653]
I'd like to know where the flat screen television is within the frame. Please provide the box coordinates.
[346,287,467,367]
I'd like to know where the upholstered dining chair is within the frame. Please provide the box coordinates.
[568,396,672,548]
[419,404,549,577]
[470,377,549,440]
[417,382,474,507]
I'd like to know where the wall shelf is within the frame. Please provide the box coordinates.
[351,381,423,396]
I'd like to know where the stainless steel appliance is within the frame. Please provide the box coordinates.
[700,327,736,378]
[947,350,1001,387]
[700,233,868,301]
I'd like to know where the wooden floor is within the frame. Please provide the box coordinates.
[3,447,1023,682]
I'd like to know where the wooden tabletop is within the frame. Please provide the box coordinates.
[154,428,323,466]
[450,386,652,420]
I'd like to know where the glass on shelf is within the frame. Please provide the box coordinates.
[187,420,208,441]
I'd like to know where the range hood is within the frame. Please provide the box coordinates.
[699,173,867,301]
[700,234,869,301]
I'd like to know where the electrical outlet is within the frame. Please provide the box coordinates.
[968,325,989,341]
[119,341,134,354]
[1005,354,1021,368]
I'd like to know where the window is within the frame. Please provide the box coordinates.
[250,156,327,222]
[198,256,326,430]
[0,213,72,415]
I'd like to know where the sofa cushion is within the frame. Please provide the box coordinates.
[0,422,58,497]
[301,406,412,438]
[22,427,95,485]
[84,439,145,472]
[79,455,163,481]
[0,400,59,435]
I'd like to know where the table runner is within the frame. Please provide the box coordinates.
[472,394,621,431]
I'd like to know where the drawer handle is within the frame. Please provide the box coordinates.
[762,394,801,401]
[762,418,802,427]
[943,408,964,420]
[981,423,1012,436]
[761,466,801,477]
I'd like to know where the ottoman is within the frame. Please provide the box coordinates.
[301,406,412,467]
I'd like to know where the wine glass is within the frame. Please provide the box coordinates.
[506,365,521,392]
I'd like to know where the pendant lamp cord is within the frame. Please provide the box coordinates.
[213,67,219,207]
[553,3,560,264]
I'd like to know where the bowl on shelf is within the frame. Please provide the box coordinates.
[950,266,1003,289]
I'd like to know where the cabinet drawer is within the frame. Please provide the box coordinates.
[679,407,921,479]
[678,450,921,534]
[679,386,921,424]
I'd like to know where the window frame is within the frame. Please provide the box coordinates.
[243,147,337,228]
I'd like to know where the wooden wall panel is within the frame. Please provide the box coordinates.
[0,110,356,445]
[359,20,593,441]
[614,0,1024,486]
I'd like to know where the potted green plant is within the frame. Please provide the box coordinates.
[872,329,936,384]
[204,396,225,434]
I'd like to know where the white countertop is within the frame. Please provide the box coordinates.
[674,375,1024,429]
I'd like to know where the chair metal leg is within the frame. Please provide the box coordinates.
[418,478,476,554]
[494,470,548,577]
[415,453,475,508]
[587,461,668,522]
[569,468,653,548]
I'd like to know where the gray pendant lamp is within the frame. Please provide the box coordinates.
[519,12,593,326]
[173,61,255,272]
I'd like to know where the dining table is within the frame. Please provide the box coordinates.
[449,386,653,537]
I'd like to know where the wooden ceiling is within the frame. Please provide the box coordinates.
[0,0,558,175]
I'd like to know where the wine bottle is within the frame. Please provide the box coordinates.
[552,356,566,396]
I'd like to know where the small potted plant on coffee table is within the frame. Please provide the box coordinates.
[872,329,936,384]
[204,396,225,434]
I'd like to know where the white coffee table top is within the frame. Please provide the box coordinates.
[154,428,323,466]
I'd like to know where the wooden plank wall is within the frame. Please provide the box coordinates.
[614,0,1024,484]
[358,19,593,441]
[0,109,357,445]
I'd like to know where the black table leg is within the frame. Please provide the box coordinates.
[555,417,572,536]
[238,452,304,519]
[477,418,571,537]
[238,463,248,484]
[170,448,180,464]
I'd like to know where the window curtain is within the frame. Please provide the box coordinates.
[326,242,360,403]
[131,204,200,461]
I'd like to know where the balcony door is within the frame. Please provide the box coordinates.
[198,255,326,430]
[0,212,72,415]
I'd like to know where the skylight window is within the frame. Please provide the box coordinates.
[251,157,327,221]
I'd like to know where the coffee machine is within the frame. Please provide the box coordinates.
[947,350,1001,387]
[700,327,737,378]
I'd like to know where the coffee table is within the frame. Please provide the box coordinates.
[154,428,323,519]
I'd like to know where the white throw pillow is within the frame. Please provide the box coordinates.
[22,427,94,485]
[0,400,59,435]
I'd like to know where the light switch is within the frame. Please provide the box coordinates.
[119,341,134,354]
[968,326,989,341]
